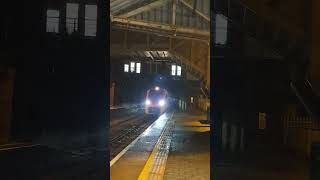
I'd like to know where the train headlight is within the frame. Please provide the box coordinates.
[145,99,151,105]
[158,99,165,106]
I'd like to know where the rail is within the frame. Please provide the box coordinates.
[290,80,320,121]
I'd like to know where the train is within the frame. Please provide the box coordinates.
[144,86,169,115]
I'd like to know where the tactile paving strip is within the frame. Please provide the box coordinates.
[138,113,175,180]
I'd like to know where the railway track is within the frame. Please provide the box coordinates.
[110,113,157,159]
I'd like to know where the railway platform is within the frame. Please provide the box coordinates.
[110,111,210,180]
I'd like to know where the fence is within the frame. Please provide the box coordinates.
[283,116,320,131]
[283,115,320,158]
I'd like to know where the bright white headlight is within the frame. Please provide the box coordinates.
[158,99,165,106]
[146,99,151,105]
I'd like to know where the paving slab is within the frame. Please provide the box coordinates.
[164,112,210,180]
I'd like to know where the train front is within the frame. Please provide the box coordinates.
[145,86,168,115]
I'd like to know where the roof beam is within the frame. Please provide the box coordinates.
[119,0,169,18]
[111,0,141,15]
[110,0,125,5]
[110,44,169,52]
[170,50,205,79]
[111,16,210,39]
[172,0,177,25]
[180,0,210,22]
[172,39,188,50]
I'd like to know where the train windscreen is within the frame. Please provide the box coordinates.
[148,89,165,101]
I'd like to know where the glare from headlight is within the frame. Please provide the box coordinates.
[146,99,151,105]
[158,99,165,106]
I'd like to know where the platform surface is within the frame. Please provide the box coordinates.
[164,112,210,180]
[110,111,210,180]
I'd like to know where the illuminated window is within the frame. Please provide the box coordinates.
[171,64,182,76]
[171,65,176,76]
[130,62,135,72]
[46,10,59,33]
[163,51,168,57]
[85,5,97,36]
[177,66,181,76]
[215,14,228,45]
[124,64,129,72]
[190,97,194,103]
[66,3,79,34]
[136,63,141,73]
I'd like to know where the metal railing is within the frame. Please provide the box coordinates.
[290,79,320,120]
[282,116,319,129]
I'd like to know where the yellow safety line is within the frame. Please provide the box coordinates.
[138,112,174,180]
